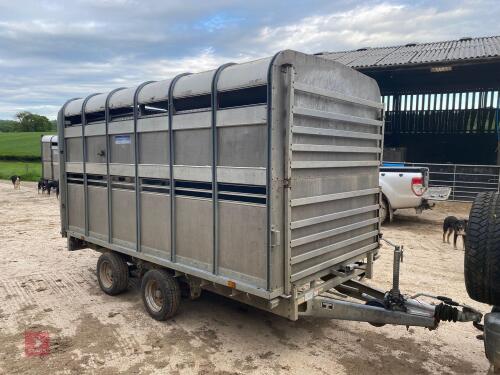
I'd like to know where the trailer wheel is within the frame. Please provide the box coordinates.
[380,197,388,224]
[96,252,129,295]
[141,269,180,321]
[465,192,500,305]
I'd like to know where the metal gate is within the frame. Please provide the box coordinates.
[405,162,500,202]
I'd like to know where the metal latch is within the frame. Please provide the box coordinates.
[271,227,280,247]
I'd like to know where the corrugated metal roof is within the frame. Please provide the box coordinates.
[319,36,500,69]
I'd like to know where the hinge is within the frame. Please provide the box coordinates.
[283,178,291,188]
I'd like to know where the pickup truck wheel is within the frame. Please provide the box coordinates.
[97,252,129,295]
[380,198,388,224]
[465,192,500,305]
[141,269,180,321]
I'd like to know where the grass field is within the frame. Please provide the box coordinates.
[0,132,46,159]
[0,132,49,181]
[0,161,41,181]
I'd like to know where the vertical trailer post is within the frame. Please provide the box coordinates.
[283,65,295,295]
[374,95,385,276]
[40,134,44,181]
[50,135,55,181]
[167,73,191,262]
[82,94,100,237]
[105,88,126,244]
[58,98,79,237]
[211,63,235,275]
[266,53,280,291]
[133,81,155,252]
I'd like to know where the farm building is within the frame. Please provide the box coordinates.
[318,36,500,166]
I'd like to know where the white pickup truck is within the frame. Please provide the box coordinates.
[379,164,450,223]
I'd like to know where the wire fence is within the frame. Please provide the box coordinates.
[405,162,500,202]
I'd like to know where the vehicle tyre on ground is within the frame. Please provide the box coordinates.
[96,252,129,295]
[141,269,181,320]
[465,192,500,306]
[380,197,389,224]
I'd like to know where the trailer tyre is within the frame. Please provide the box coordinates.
[141,269,180,321]
[465,192,500,305]
[96,252,129,295]
[380,197,388,225]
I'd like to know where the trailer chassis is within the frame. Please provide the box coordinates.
[76,231,482,329]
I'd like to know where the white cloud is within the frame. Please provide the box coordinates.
[0,20,103,37]
[0,49,253,119]
[1,0,499,119]
[143,48,252,78]
[256,2,492,53]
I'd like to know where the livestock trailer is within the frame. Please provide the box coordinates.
[41,135,59,182]
[57,50,481,327]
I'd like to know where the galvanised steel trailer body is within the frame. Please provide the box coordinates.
[41,135,59,182]
[57,50,481,326]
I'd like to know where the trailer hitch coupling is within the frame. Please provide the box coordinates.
[299,237,483,329]
[410,293,483,324]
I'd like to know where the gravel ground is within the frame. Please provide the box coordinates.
[0,180,492,374]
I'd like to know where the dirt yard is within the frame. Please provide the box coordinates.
[0,180,491,374]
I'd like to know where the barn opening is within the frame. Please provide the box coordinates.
[318,36,500,165]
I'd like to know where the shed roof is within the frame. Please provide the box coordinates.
[318,36,500,69]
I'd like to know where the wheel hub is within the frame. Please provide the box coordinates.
[99,261,114,289]
[145,280,164,313]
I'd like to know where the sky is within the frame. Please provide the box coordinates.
[1,0,499,120]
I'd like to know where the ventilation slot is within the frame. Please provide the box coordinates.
[173,94,211,113]
[111,176,135,190]
[140,101,169,117]
[110,107,134,121]
[141,178,170,194]
[87,174,107,187]
[219,85,267,109]
[67,173,84,184]
[218,182,266,204]
[175,179,212,199]
[65,115,82,127]
[86,111,106,124]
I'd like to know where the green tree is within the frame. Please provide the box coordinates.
[0,120,18,132]
[15,111,53,132]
